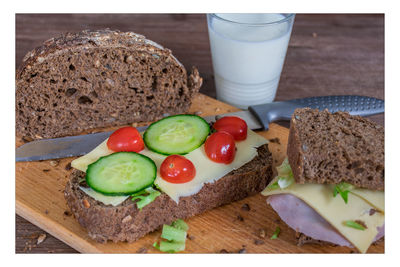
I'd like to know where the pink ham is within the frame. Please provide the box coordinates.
[267,194,384,247]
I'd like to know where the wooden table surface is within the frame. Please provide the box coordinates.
[15,13,384,253]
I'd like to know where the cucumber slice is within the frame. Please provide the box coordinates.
[86,152,156,195]
[143,114,210,155]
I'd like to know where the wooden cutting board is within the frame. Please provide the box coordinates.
[15,93,384,253]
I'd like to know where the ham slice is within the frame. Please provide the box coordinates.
[267,194,384,247]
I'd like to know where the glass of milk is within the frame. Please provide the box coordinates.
[207,13,295,109]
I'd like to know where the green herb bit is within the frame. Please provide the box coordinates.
[267,181,279,190]
[344,220,366,230]
[333,182,353,204]
[131,187,161,210]
[270,227,281,240]
[131,189,147,197]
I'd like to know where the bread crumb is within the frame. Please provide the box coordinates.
[136,247,147,253]
[22,136,34,143]
[37,233,46,245]
[369,209,377,216]
[258,228,266,238]
[63,210,72,216]
[254,239,265,245]
[49,160,59,167]
[65,162,72,171]
[241,203,250,211]
[238,248,247,253]
[268,137,281,144]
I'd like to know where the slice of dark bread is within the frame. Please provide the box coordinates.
[287,108,384,191]
[16,29,202,140]
[64,144,273,243]
[295,233,384,249]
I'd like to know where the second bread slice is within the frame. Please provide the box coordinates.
[287,108,384,191]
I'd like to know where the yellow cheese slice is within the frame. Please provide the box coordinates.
[71,140,113,172]
[351,188,385,213]
[153,129,267,202]
[71,128,268,203]
[262,178,384,253]
[79,186,129,206]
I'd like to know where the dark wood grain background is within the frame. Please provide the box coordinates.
[15,13,384,253]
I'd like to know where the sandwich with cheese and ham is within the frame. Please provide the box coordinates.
[262,108,384,253]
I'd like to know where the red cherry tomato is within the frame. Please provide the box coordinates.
[213,116,247,141]
[204,132,236,164]
[160,155,196,184]
[107,127,144,152]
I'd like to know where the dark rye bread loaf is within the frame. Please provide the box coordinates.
[16,29,202,139]
[64,144,273,243]
[287,108,384,191]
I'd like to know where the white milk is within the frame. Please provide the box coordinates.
[207,14,294,109]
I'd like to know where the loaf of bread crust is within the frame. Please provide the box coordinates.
[64,144,273,243]
[287,108,384,191]
[16,29,202,139]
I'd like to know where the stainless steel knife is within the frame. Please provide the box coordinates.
[16,95,384,162]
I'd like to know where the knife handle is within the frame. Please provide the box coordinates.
[248,95,384,130]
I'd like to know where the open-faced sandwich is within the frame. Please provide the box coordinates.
[262,108,384,253]
[64,114,274,251]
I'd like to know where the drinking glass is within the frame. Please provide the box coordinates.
[207,13,295,109]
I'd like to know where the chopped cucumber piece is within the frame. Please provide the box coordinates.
[161,225,187,242]
[153,219,189,253]
[159,241,185,253]
[171,219,189,231]
[86,152,156,195]
[143,114,210,155]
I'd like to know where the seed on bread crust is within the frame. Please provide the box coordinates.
[122,215,132,224]
[82,199,90,208]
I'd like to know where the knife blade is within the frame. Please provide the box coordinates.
[15,112,257,162]
[16,95,384,162]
